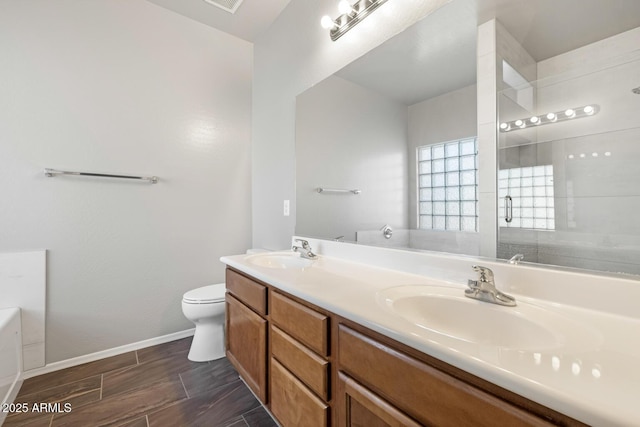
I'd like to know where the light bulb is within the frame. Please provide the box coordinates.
[321,15,336,29]
[546,112,557,122]
[592,152,598,157]
[530,116,540,124]
[580,153,586,158]
[338,0,353,14]
[568,154,574,159]
[500,122,510,130]
[515,119,525,128]
[565,108,576,118]
[572,361,581,376]
[605,151,612,156]
[583,105,594,115]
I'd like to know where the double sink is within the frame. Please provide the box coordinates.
[245,251,599,352]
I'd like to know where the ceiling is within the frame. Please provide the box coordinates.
[336,0,640,105]
[478,0,640,61]
[145,0,291,42]
[147,0,640,105]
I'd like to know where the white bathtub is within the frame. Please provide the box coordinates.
[0,308,22,425]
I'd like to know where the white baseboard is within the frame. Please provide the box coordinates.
[0,377,24,425]
[21,328,195,380]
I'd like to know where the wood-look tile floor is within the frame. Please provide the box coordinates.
[4,337,278,427]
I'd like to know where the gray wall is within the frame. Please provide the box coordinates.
[408,84,478,233]
[0,0,253,363]
[296,75,409,241]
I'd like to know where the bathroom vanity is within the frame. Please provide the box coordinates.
[221,239,640,426]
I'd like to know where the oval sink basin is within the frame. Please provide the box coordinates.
[246,252,314,269]
[377,285,595,351]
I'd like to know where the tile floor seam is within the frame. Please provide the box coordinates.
[145,414,150,427]
[100,374,104,400]
[178,372,190,399]
[200,379,245,407]
[135,351,139,365]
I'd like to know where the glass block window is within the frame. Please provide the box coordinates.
[498,165,555,230]
[418,138,478,231]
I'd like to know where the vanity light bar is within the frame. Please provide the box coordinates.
[321,0,389,41]
[499,104,599,132]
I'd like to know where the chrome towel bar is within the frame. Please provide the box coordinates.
[44,168,159,184]
[316,187,361,195]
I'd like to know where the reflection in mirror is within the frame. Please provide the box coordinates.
[497,48,640,275]
[296,0,480,255]
[296,0,640,277]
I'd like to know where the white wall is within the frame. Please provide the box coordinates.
[296,75,408,242]
[0,0,253,363]
[252,0,452,250]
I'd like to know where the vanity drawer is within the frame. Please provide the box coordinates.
[271,325,329,400]
[338,325,551,427]
[270,358,329,427]
[226,268,267,315]
[270,291,329,356]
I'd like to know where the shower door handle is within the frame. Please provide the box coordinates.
[504,195,513,223]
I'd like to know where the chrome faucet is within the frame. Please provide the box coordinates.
[509,253,524,264]
[292,239,318,260]
[465,265,516,307]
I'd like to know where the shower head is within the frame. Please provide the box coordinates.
[633,87,640,95]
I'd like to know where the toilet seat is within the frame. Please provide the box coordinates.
[182,283,225,304]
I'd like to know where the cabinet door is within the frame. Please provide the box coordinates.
[336,372,421,427]
[226,293,268,402]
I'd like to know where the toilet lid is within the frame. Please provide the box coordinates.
[183,283,226,304]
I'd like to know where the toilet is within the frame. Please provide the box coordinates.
[181,283,226,362]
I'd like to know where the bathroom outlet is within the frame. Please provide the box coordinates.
[283,200,290,216]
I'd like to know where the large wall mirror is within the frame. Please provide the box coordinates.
[295,0,640,276]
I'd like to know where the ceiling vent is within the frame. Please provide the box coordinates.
[202,0,244,14]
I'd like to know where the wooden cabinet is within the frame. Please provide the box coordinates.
[336,325,553,427]
[269,291,331,427]
[225,270,268,402]
[337,372,421,427]
[270,290,329,356]
[223,268,584,427]
[226,267,267,315]
[271,325,329,400]
[270,358,329,427]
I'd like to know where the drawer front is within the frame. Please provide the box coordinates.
[271,325,329,400]
[226,268,267,315]
[338,325,550,427]
[270,358,329,427]
[270,291,329,356]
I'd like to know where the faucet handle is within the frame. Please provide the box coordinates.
[294,239,310,250]
[472,265,494,283]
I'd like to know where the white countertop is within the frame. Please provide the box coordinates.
[221,242,640,426]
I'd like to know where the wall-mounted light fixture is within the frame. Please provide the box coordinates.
[321,0,389,41]
[499,104,599,132]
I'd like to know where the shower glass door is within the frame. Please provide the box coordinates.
[497,50,640,276]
